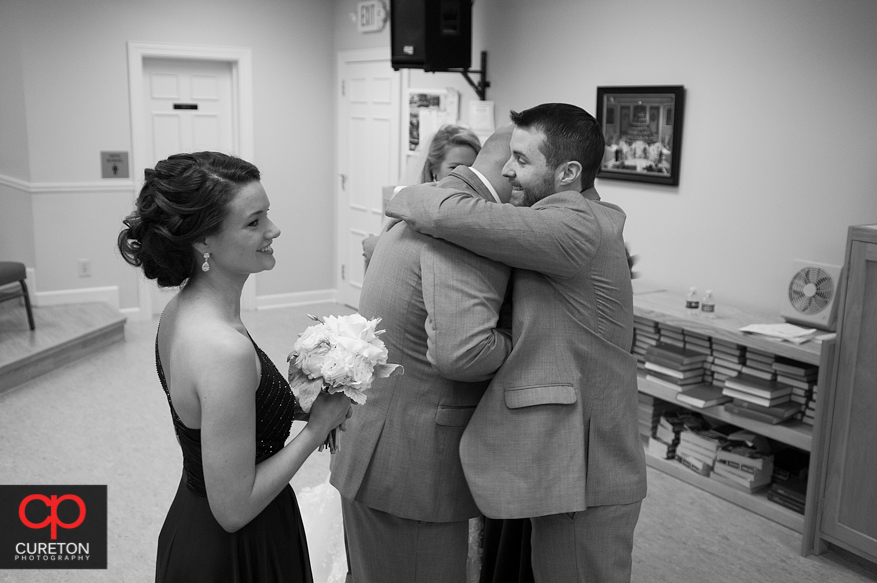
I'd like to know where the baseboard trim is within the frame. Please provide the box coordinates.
[256,289,337,310]
[119,306,142,317]
[34,286,120,310]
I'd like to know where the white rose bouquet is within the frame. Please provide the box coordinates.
[288,313,402,452]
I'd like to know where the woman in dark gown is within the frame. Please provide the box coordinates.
[118,152,351,582]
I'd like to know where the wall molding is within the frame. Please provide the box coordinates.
[20,265,337,317]
[0,173,135,194]
[0,174,31,193]
[256,289,338,311]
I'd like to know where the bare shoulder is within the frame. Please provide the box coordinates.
[190,323,256,381]
[163,307,258,393]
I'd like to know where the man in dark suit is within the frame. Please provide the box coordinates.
[387,103,648,583]
[330,128,515,583]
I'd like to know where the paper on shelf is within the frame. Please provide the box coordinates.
[739,323,817,344]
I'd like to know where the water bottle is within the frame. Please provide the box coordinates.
[685,287,699,315]
[701,290,716,318]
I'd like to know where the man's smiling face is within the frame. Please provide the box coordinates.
[501,126,558,207]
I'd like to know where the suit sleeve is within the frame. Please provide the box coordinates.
[421,240,512,382]
[386,184,601,278]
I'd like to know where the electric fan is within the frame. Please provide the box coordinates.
[780,260,842,331]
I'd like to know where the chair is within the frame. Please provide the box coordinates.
[0,261,35,330]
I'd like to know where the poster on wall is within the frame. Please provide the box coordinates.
[404,88,459,154]
[596,85,685,186]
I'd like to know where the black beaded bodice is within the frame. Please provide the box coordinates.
[155,332,296,497]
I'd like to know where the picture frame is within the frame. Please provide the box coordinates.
[596,85,685,186]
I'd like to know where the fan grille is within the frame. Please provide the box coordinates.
[788,267,834,315]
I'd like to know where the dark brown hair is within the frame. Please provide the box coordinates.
[510,103,605,190]
[117,152,260,287]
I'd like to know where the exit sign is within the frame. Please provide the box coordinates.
[357,1,387,33]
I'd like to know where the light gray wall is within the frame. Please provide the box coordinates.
[3,0,876,316]
[337,0,877,315]
[0,0,336,309]
[0,1,34,264]
[479,0,877,313]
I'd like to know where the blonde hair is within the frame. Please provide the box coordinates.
[419,125,481,183]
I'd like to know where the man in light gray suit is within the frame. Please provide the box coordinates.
[387,103,648,583]
[330,128,515,583]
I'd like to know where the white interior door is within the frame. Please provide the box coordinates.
[336,50,400,309]
[142,57,234,315]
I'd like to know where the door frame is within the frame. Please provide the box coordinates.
[126,42,255,320]
[335,47,399,308]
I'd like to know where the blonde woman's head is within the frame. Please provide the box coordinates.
[421,125,481,182]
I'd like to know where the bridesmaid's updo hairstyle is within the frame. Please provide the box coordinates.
[117,152,260,288]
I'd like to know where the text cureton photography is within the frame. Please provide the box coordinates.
[0,485,107,570]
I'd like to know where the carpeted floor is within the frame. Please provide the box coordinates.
[1,303,875,583]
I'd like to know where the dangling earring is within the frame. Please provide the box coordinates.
[201,252,210,272]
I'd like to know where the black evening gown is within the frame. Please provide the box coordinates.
[154,334,313,583]
[479,517,535,583]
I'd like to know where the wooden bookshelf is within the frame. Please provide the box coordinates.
[643,441,805,533]
[638,379,812,451]
[633,289,823,366]
[633,288,828,540]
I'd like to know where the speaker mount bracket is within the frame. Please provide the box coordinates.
[448,51,490,101]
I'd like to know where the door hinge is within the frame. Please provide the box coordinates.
[341,80,345,97]
[341,264,345,280]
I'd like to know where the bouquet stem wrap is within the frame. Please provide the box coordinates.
[288,314,402,453]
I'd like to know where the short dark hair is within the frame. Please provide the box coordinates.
[117,152,260,287]
[509,103,605,190]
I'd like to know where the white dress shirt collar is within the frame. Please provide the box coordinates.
[468,167,502,204]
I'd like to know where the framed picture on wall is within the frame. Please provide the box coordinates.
[596,85,685,186]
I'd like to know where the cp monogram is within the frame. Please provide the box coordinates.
[19,494,86,540]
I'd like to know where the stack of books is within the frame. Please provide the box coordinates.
[676,384,731,409]
[712,443,775,493]
[657,322,686,348]
[722,373,793,408]
[631,316,659,371]
[772,448,809,482]
[638,393,681,438]
[682,330,712,356]
[683,330,713,383]
[767,476,807,515]
[709,339,747,385]
[644,343,708,392]
[739,348,777,381]
[724,398,803,425]
[772,357,819,425]
[648,411,687,460]
[675,423,734,477]
[803,385,818,426]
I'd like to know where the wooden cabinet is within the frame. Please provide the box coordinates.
[811,224,877,563]
[631,287,834,553]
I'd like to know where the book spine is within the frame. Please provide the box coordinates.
[676,453,711,476]
[721,389,780,408]
[770,483,807,504]
[722,381,784,399]
[715,457,765,474]
[723,403,784,425]
[767,491,805,515]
